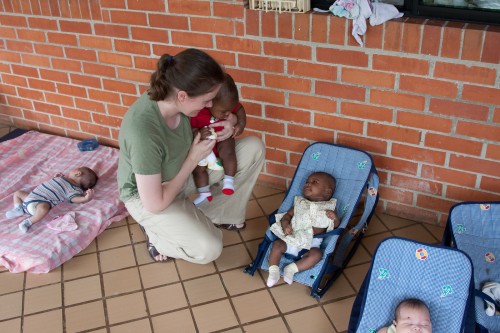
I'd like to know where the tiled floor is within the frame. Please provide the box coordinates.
[0,124,445,333]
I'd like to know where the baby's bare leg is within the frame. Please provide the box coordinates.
[295,248,323,271]
[6,191,29,219]
[217,138,236,176]
[267,239,287,287]
[29,202,51,224]
[13,190,28,205]
[192,165,209,188]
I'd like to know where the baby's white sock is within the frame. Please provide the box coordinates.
[6,204,24,218]
[19,219,32,233]
[267,265,280,287]
[222,176,234,195]
[193,187,213,207]
[283,262,298,284]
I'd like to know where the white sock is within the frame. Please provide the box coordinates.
[283,262,298,284]
[222,176,234,195]
[267,265,280,287]
[19,219,32,233]
[193,191,212,207]
[6,204,24,218]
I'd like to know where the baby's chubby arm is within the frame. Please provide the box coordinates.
[70,189,95,204]
[325,209,340,228]
[280,207,295,235]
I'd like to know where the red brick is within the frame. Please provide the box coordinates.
[311,13,328,43]
[226,68,261,86]
[34,44,64,57]
[64,47,97,62]
[103,79,137,95]
[92,113,122,127]
[100,0,126,8]
[115,40,150,55]
[402,20,422,54]
[1,85,17,96]
[386,202,439,224]
[397,111,452,133]
[59,20,92,34]
[288,124,335,143]
[70,73,101,88]
[449,154,499,177]
[261,11,276,38]
[294,12,310,41]
[264,41,311,60]
[265,105,311,125]
[44,92,74,107]
[288,93,336,113]
[342,68,395,89]
[205,50,236,67]
[16,29,46,42]
[399,75,457,98]
[40,69,69,83]
[57,83,87,98]
[11,64,38,78]
[79,35,113,50]
[0,14,27,27]
[94,23,129,38]
[456,121,500,142]
[50,116,80,130]
[421,165,476,188]
[265,146,288,163]
[239,54,284,73]
[130,27,169,43]
[316,48,368,67]
[371,90,425,111]
[109,10,147,25]
[373,55,429,75]
[315,81,365,102]
[28,78,56,92]
[2,74,28,87]
[425,133,482,156]
[495,108,500,123]
[246,117,285,135]
[52,58,81,72]
[314,113,364,134]
[0,50,21,63]
[336,133,388,155]
[117,68,152,84]
[170,31,213,49]
[421,21,443,56]
[328,16,346,45]
[23,109,50,123]
[393,143,446,165]
[88,89,121,104]
[434,62,496,86]
[288,60,336,80]
[18,87,44,101]
[446,185,500,202]
[21,54,50,68]
[241,86,284,105]
[6,96,33,109]
[168,0,211,15]
[80,122,111,137]
[429,99,489,121]
[6,40,33,53]
[191,17,234,35]
[277,12,292,39]
[482,28,500,64]
[30,0,42,15]
[417,194,456,214]
[214,2,244,19]
[341,102,393,122]
[27,17,57,30]
[83,62,116,78]
[121,94,139,107]
[33,101,60,115]
[368,123,421,144]
[148,13,189,30]
[98,52,132,67]
[75,98,106,113]
[461,26,483,61]
[266,161,297,180]
[245,7,259,36]
[392,174,442,195]
[383,20,404,51]
[380,186,414,205]
[481,176,500,193]
[462,85,500,105]
[365,23,383,49]
[486,143,500,160]
[378,155,419,175]
[47,32,78,46]
[441,23,462,59]
[266,134,309,154]
[107,104,128,117]
[0,26,16,38]
[127,0,164,11]
[265,74,311,93]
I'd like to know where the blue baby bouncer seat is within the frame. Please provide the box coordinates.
[244,142,379,298]
[348,237,475,332]
[442,202,500,333]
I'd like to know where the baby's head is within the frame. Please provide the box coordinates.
[302,172,336,202]
[209,73,239,120]
[69,167,98,190]
[393,298,432,333]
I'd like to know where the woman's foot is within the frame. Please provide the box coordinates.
[139,225,171,263]
[216,222,246,231]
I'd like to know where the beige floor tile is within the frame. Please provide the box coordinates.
[361,231,393,255]
[270,283,318,313]
[0,291,22,320]
[346,243,372,267]
[192,299,239,333]
[134,243,153,265]
[23,309,63,333]
[64,275,102,306]
[97,225,132,250]
[152,309,196,333]
[99,246,137,272]
[129,222,147,243]
[88,329,107,333]
[257,193,285,215]
[221,228,244,246]
[243,317,289,333]
[106,292,148,324]
[139,262,179,288]
[63,253,99,280]
[324,296,356,332]
[77,239,97,256]
[145,283,188,315]
[222,328,244,333]
[184,274,227,305]
[365,215,389,236]
[25,267,61,289]
[221,268,266,296]
[110,318,152,333]
[343,263,371,291]
[252,184,284,198]
[0,271,24,295]
[392,224,439,244]
[107,218,127,228]
[377,213,416,230]
[0,318,21,332]
[215,243,252,271]
[103,267,142,296]
[424,223,445,242]
[285,307,335,332]
[245,239,263,260]
[65,300,106,333]
[319,273,356,303]
[24,284,61,315]
[176,260,216,280]
[232,289,279,324]
[246,199,265,220]
[240,216,269,242]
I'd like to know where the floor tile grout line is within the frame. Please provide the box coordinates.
[94,227,112,333]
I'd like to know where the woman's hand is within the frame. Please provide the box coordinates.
[209,113,237,141]
[187,132,216,167]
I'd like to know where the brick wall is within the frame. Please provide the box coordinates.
[0,0,499,225]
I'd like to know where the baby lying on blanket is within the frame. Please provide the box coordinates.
[267,171,340,287]
[5,166,98,233]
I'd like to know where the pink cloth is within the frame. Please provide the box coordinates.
[0,131,128,273]
[47,212,78,232]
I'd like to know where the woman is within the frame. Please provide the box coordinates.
[117,48,265,263]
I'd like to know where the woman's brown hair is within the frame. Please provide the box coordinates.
[148,48,225,101]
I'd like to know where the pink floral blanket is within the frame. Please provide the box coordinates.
[0,131,128,273]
